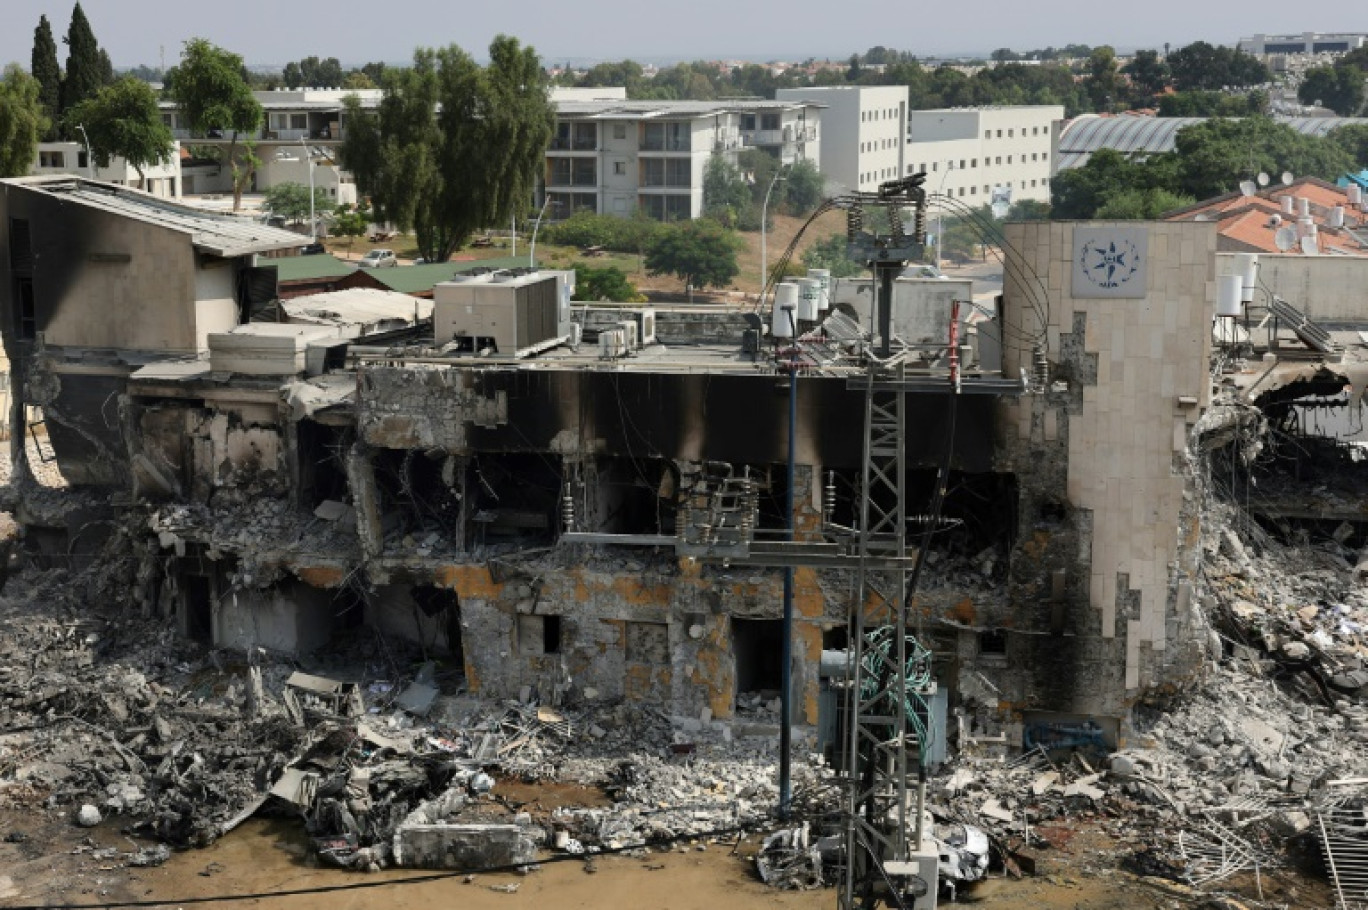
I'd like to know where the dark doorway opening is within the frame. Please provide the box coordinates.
[184,574,213,644]
[733,618,784,694]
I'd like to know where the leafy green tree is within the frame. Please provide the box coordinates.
[59,3,105,134]
[1167,42,1269,91]
[1158,90,1266,117]
[341,37,553,264]
[1298,65,1365,117]
[67,77,174,188]
[282,61,302,89]
[262,181,335,227]
[801,232,862,278]
[1050,148,1152,218]
[1122,50,1168,103]
[167,39,264,211]
[30,15,62,141]
[574,265,642,302]
[1086,46,1123,111]
[1329,123,1368,169]
[332,204,369,255]
[702,154,754,226]
[1094,188,1195,219]
[1006,199,1051,221]
[645,218,743,289]
[1172,117,1355,198]
[783,158,824,214]
[0,66,47,178]
[343,71,375,90]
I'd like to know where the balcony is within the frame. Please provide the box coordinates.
[550,137,598,152]
[640,138,691,152]
[640,176,691,188]
[743,127,818,147]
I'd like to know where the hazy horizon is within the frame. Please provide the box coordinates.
[1,0,1352,73]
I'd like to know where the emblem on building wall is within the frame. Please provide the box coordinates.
[1070,227,1149,299]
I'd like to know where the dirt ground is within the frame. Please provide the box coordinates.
[1,801,1330,910]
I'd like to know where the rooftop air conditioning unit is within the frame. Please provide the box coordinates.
[616,319,639,350]
[599,328,625,359]
[631,308,657,346]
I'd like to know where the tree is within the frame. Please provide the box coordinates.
[702,154,753,226]
[1085,46,1122,111]
[574,265,642,302]
[166,39,264,211]
[1172,117,1355,198]
[282,61,303,89]
[67,77,174,187]
[645,219,742,289]
[1298,65,1365,117]
[0,66,47,178]
[1158,90,1266,117]
[343,71,375,90]
[1329,123,1368,169]
[332,204,369,256]
[60,3,105,133]
[341,37,553,264]
[1122,49,1168,103]
[1094,188,1195,219]
[1006,199,1051,221]
[1167,41,1269,91]
[783,158,825,214]
[262,181,335,227]
[31,15,61,141]
[801,232,863,278]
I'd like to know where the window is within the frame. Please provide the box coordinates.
[971,158,977,167]
[1008,129,1014,137]
[518,615,561,656]
[741,114,757,131]
[614,123,627,140]
[995,156,1001,165]
[1042,177,1049,185]
[1007,155,1012,164]
[971,186,977,194]
[1042,153,1048,163]
[959,159,966,169]
[979,630,1007,655]
[984,130,991,140]
[996,129,1002,138]
[760,113,780,131]
[1031,179,1037,187]
[613,161,627,176]
[38,151,65,168]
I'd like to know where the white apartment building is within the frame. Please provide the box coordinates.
[1238,32,1367,56]
[776,85,906,193]
[32,141,183,198]
[905,106,1065,207]
[546,100,822,220]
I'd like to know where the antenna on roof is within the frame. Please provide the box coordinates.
[1274,226,1297,251]
[1281,171,1294,186]
[1257,172,1270,187]
[1240,180,1257,197]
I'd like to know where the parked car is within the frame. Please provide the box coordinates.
[904,264,948,280]
[358,249,398,268]
[298,242,326,256]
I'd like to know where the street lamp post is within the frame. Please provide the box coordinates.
[301,139,316,241]
[760,165,789,293]
[934,161,953,272]
[76,124,95,179]
[529,195,561,268]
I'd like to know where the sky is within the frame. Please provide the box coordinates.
[0,0,1349,72]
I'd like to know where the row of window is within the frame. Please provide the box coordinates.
[924,177,1051,197]
[861,107,900,122]
[911,152,1049,173]
[860,137,899,153]
[983,125,1048,139]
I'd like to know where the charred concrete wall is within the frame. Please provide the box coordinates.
[997,221,1215,718]
[0,183,206,354]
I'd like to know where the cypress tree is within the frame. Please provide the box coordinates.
[30,15,62,141]
[60,2,103,134]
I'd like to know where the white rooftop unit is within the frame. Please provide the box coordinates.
[432,271,564,355]
[207,323,340,376]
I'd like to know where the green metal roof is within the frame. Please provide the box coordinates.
[272,254,357,282]
[369,256,530,294]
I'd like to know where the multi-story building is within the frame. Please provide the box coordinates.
[778,87,1062,205]
[545,99,822,220]
[1238,32,1367,56]
[776,85,907,193]
[32,141,183,198]
[904,106,1064,207]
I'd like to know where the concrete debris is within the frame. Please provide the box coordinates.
[755,823,823,890]
[75,805,102,827]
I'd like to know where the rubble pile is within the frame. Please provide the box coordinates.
[0,588,307,848]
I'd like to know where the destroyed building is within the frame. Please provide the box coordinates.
[1,174,1362,760]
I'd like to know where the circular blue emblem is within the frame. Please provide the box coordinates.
[1079,237,1141,289]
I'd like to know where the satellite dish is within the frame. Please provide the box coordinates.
[1257,172,1270,187]
[1274,226,1298,251]
[1240,180,1257,197]
[1300,235,1319,255]
[1281,171,1294,186]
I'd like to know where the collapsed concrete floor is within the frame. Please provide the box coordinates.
[0,406,1365,910]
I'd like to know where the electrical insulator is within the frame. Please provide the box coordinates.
[823,470,837,526]
[561,490,576,532]
[913,206,927,244]
[1033,343,1049,391]
[890,206,907,244]
[846,206,864,242]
